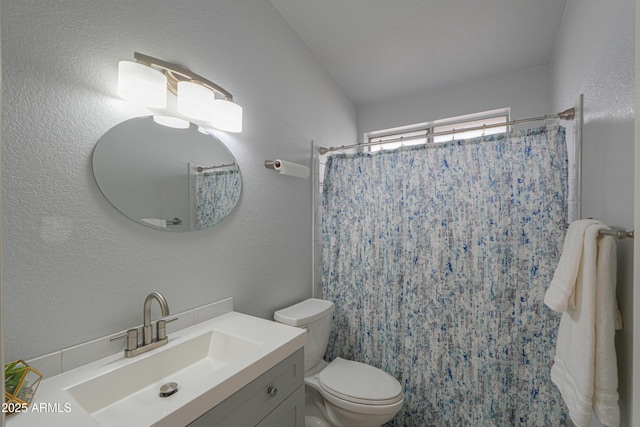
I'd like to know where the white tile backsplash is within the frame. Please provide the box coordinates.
[167,309,195,335]
[26,351,62,379]
[194,297,233,324]
[61,329,132,372]
[29,297,234,376]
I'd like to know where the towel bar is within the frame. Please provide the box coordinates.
[598,229,634,239]
[564,223,633,239]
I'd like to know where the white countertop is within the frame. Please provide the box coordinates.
[6,312,306,427]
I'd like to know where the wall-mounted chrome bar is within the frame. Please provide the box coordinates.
[196,163,236,172]
[264,160,280,170]
[599,229,634,239]
[565,223,633,239]
[318,108,576,155]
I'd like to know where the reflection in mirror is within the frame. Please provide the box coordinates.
[92,116,241,231]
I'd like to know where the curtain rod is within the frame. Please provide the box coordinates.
[196,162,236,172]
[318,108,575,155]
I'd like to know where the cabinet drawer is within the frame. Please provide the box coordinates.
[255,385,304,427]
[188,348,304,427]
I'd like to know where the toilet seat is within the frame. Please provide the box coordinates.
[318,358,403,405]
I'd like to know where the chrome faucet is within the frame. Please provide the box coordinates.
[111,292,177,358]
[143,292,169,345]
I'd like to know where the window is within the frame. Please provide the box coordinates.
[366,109,509,152]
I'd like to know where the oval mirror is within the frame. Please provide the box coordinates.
[92,116,241,231]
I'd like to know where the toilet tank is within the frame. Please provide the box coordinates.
[274,298,334,371]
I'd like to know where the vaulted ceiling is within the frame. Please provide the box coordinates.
[270,0,568,107]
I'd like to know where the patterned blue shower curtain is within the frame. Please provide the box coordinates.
[196,169,241,228]
[321,126,568,426]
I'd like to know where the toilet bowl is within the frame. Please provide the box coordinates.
[274,298,404,427]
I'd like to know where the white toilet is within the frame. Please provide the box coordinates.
[274,298,404,427]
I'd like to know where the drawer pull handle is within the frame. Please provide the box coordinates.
[267,386,278,398]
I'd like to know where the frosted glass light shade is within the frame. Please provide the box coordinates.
[177,81,216,121]
[118,61,167,109]
[209,99,243,133]
[153,115,190,129]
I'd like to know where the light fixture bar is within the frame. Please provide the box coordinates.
[133,52,234,101]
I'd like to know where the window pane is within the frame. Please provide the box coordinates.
[369,129,428,152]
[433,116,507,143]
[368,113,508,152]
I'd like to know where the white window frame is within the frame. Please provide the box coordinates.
[364,108,510,152]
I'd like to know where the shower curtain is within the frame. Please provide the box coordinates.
[321,126,568,426]
[194,169,241,229]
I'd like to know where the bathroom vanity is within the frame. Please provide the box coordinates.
[188,349,304,426]
[5,311,306,427]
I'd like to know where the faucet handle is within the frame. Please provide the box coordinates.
[156,317,178,341]
[110,328,139,351]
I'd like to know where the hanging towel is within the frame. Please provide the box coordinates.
[544,219,598,311]
[545,221,621,427]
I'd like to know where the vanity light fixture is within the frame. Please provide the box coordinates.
[118,60,167,109]
[118,52,243,133]
[152,115,190,129]
[177,81,215,121]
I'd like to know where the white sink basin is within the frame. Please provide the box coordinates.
[6,311,306,427]
[68,329,261,422]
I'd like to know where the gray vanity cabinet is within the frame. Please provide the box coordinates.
[188,348,305,427]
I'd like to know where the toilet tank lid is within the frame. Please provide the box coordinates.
[274,298,334,326]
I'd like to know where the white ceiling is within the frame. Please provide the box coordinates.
[270,0,568,107]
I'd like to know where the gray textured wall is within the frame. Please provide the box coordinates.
[1,0,357,361]
[551,1,635,426]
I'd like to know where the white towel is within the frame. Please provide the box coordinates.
[545,221,621,427]
[544,219,598,311]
